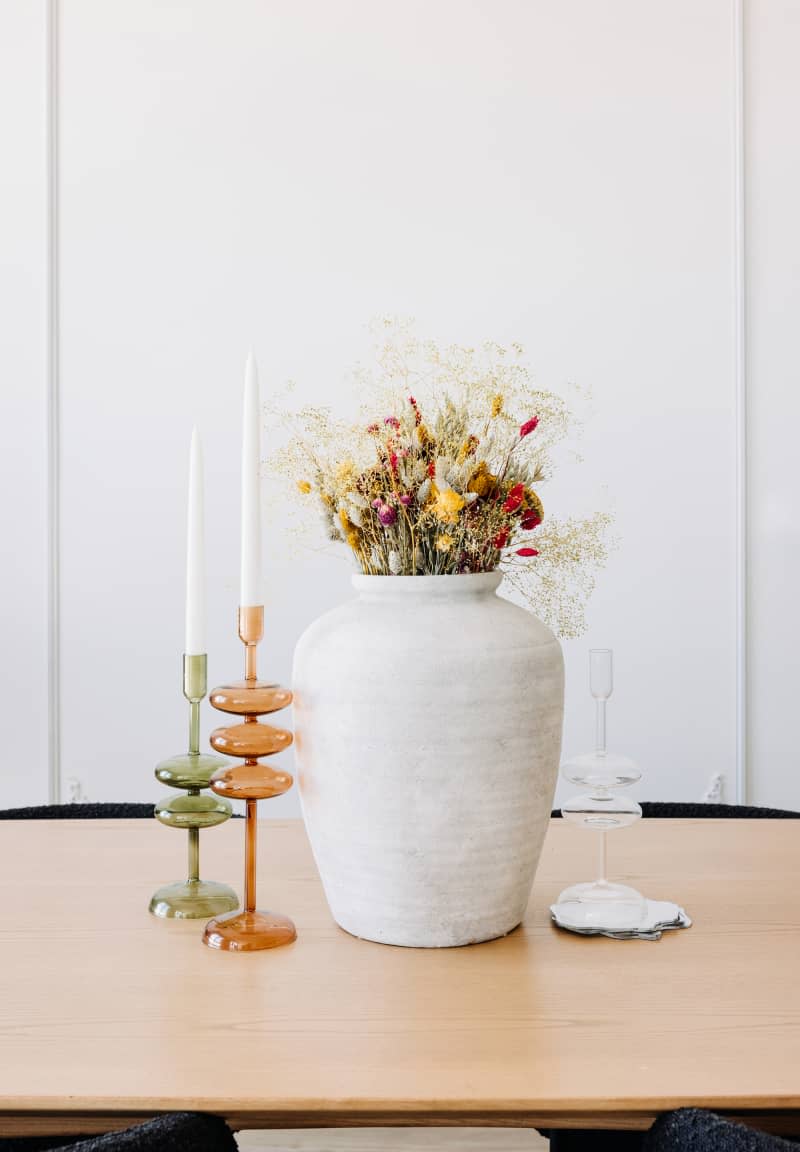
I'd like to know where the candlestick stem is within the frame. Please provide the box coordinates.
[238,606,264,676]
[594,699,607,758]
[188,826,200,884]
[189,701,200,757]
[184,653,207,701]
[598,829,608,885]
[184,654,206,760]
[245,798,257,912]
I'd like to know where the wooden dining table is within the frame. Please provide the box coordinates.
[1,816,799,1138]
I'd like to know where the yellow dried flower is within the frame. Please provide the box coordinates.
[457,435,480,463]
[417,424,434,451]
[431,483,466,524]
[336,459,356,483]
[523,488,544,522]
[435,533,454,552]
[467,461,498,499]
[491,394,504,417]
[296,480,312,494]
[338,506,362,553]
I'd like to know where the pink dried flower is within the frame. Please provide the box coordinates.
[377,504,397,527]
[384,416,400,430]
[398,494,412,506]
[519,416,539,438]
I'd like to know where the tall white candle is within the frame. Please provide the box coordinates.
[185,426,206,655]
[240,352,263,607]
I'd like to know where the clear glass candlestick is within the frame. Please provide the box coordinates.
[558,649,645,929]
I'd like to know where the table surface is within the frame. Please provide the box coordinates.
[1,817,799,1135]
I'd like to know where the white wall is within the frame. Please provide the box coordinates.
[0,0,49,808]
[746,0,800,810]
[3,0,794,814]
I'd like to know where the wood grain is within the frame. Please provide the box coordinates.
[1,818,799,1134]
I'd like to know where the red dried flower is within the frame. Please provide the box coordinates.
[519,416,539,438]
[493,528,509,549]
[384,415,400,430]
[367,423,379,434]
[427,461,436,478]
[516,547,539,557]
[521,511,542,530]
[389,452,398,473]
[502,483,525,513]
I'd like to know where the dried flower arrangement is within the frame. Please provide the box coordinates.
[273,320,610,637]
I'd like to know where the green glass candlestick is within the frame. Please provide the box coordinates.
[149,654,239,919]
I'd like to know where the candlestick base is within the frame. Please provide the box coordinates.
[149,878,239,920]
[554,881,645,933]
[202,907,297,951]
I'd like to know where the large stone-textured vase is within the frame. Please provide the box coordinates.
[292,573,564,947]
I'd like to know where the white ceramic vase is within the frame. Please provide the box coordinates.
[292,573,564,948]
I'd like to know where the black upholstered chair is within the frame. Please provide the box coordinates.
[551,801,800,820]
[0,803,153,820]
[0,803,243,820]
[643,1108,798,1152]
[0,1112,237,1152]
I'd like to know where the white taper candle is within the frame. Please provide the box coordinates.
[185,426,206,655]
[240,352,263,607]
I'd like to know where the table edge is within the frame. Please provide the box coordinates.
[3,1102,800,1137]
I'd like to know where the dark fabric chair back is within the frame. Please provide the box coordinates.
[552,801,800,819]
[0,1112,237,1152]
[0,803,154,820]
[644,1108,798,1152]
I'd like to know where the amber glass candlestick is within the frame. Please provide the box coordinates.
[149,654,239,919]
[202,607,297,951]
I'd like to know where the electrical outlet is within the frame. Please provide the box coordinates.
[65,776,87,803]
[701,772,723,803]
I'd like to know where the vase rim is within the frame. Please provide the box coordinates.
[352,572,503,595]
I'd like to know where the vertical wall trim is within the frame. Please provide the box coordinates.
[46,0,61,803]
[733,0,747,804]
